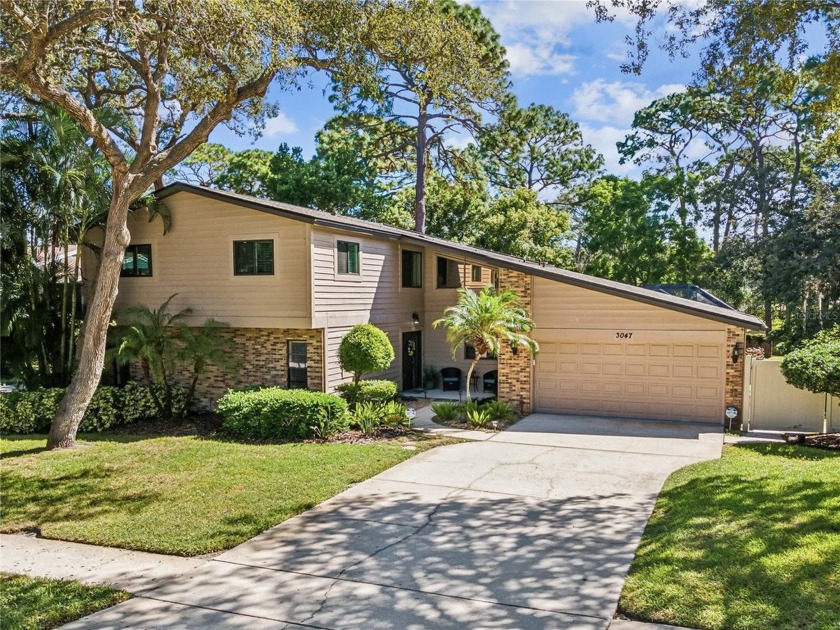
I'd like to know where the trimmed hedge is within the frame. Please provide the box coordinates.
[336,380,397,408]
[0,382,187,435]
[217,387,348,440]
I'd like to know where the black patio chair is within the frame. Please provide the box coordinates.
[440,367,462,392]
[483,369,498,394]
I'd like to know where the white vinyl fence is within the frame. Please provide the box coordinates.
[743,356,839,433]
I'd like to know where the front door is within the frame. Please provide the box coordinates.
[402,331,422,391]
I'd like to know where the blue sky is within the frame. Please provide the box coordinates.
[210,0,700,178]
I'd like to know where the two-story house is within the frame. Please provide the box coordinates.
[83,182,764,426]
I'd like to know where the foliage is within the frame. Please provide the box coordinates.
[336,379,398,409]
[380,400,410,427]
[431,401,461,422]
[330,0,510,232]
[0,104,110,388]
[480,102,602,194]
[0,433,454,555]
[351,402,384,435]
[481,400,517,422]
[466,407,493,428]
[0,573,131,630]
[434,286,538,400]
[337,325,395,384]
[309,406,351,440]
[217,388,348,441]
[0,384,185,435]
[780,326,840,400]
[619,443,840,630]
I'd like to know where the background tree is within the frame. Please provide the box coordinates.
[479,103,602,195]
[330,0,510,232]
[338,324,395,385]
[434,287,538,401]
[0,0,408,448]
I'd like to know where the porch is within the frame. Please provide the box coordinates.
[401,388,496,402]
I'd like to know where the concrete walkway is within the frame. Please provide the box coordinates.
[11,413,722,629]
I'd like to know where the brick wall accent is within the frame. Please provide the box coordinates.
[725,325,746,429]
[132,328,324,410]
[496,269,534,415]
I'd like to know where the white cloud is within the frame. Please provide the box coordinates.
[580,123,637,176]
[506,43,576,76]
[262,111,298,137]
[571,80,685,125]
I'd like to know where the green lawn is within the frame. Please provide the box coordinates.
[619,443,840,630]
[1,432,455,555]
[0,573,130,630]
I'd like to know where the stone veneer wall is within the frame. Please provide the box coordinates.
[724,325,746,429]
[133,328,324,410]
[496,269,534,415]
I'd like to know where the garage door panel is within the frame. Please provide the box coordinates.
[534,332,725,424]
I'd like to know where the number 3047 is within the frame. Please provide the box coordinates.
[615,332,633,339]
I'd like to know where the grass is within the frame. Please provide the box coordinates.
[0,573,130,630]
[619,443,840,630]
[1,432,457,556]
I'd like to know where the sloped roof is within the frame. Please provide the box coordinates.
[155,182,766,330]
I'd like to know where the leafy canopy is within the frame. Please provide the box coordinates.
[338,324,395,384]
[781,326,840,399]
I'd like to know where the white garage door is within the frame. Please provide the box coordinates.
[534,331,726,424]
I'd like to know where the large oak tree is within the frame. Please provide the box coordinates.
[0,0,408,448]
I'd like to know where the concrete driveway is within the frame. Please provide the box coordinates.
[66,414,722,629]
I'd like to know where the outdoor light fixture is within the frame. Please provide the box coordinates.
[411,312,420,325]
[732,342,743,363]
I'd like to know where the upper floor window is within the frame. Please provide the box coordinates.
[437,256,461,289]
[402,250,422,288]
[471,265,482,282]
[234,239,274,275]
[337,241,360,275]
[121,244,152,277]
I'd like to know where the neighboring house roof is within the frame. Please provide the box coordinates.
[641,283,735,310]
[155,182,766,330]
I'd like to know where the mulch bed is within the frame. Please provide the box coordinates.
[804,433,840,450]
[433,416,518,432]
[105,414,224,437]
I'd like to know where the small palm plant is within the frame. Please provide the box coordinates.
[434,286,538,401]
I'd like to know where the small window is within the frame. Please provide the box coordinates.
[471,265,482,282]
[121,244,153,277]
[234,240,274,275]
[288,341,308,389]
[402,250,422,288]
[437,256,461,289]
[337,241,360,275]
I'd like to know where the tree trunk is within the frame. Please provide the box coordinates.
[47,180,133,449]
[465,356,480,402]
[414,111,428,234]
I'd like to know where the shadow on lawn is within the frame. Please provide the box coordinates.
[623,448,840,630]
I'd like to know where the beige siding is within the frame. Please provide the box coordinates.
[533,276,729,331]
[87,192,311,328]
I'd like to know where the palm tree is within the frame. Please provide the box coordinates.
[110,295,192,418]
[434,286,538,401]
[178,319,239,409]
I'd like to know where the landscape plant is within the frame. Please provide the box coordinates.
[780,326,840,433]
[337,324,395,384]
[466,407,493,428]
[431,401,461,422]
[434,286,538,400]
[336,379,398,408]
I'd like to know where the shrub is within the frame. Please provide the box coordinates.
[466,408,493,428]
[781,326,840,400]
[460,399,481,418]
[217,387,348,440]
[336,379,397,408]
[482,400,516,422]
[309,406,350,440]
[351,402,384,435]
[338,324,395,383]
[0,384,185,435]
[431,401,461,422]
[380,400,410,427]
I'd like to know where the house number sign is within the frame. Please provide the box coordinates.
[615,332,634,339]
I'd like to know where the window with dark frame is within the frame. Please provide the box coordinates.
[436,256,461,289]
[402,250,422,288]
[234,239,274,275]
[121,244,153,277]
[471,265,482,282]
[287,341,308,389]
[337,241,360,275]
